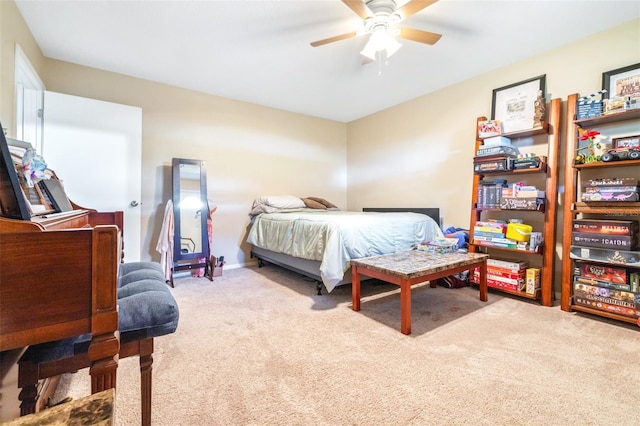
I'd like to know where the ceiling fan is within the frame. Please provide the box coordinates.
[310,0,442,61]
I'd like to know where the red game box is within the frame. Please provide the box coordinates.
[572,219,639,236]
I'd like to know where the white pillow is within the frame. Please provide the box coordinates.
[256,195,306,209]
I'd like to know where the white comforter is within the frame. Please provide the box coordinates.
[246,210,443,292]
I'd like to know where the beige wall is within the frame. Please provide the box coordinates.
[0,0,46,135]
[1,0,346,270]
[0,6,638,419]
[42,62,348,266]
[347,18,640,294]
[347,18,640,226]
[1,1,638,275]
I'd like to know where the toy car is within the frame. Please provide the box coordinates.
[600,147,640,162]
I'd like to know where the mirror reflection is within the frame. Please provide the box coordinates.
[178,163,204,254]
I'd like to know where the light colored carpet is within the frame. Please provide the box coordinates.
[55,265,640,425]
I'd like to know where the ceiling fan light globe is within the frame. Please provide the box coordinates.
[362,30,402,60]
[385,38,402,57]
[360,44,378,60]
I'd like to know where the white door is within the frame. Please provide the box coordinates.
[14,45,45,151]
[42,91,142,262]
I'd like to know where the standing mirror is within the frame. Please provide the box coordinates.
[171,158,212,282]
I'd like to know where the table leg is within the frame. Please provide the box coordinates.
[351,265,361,311]
[479,260,488,302]
[400,279,411,335]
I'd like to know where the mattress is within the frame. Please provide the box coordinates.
[247,210,443,292]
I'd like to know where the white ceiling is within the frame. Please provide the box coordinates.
[15,0,640,123]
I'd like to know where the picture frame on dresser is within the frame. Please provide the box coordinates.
[0,134,55,219]
[0,130,32,219]
[491,74,546,133]
[602,62,640,101]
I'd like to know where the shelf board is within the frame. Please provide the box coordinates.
[573,202,640,215]
[570,304,639,326]
[570,257,640,271]
[470,242,542,255]
[474,205,545,213]
[574,109,640,127]
[475,162,547,176]
[471,281,540,300]
[574,159,640,169]
[479,122,549,140]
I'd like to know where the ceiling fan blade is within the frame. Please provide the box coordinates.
[310,32,358,47]
[395,0,438,21]
[342,0,373,19]
[397,27,442,45]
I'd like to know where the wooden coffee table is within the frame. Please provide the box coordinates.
[351,250,489,335]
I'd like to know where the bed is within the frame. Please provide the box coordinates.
[246,196,443,294]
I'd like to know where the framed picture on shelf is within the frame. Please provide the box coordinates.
[602,62,640,101]
[491,75,546,134]
[477,119,502,138]
[612,134,640,149]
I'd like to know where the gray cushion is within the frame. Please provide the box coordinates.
[119,269,166,287]
[118,278,171,298]
[23,261,178,363]
[119,261,164,276]
[118,290,179,337]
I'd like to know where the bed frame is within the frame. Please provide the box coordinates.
[250,207,440,294]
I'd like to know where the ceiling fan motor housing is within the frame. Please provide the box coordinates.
[364,0,401,32]
[366,0,398,17]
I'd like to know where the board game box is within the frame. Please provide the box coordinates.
[570,232,637,250]
[570,245,640,267]
[573,275,633,292]
[572,219,639,236]
[587,177,639,187]
[573,298,640,319]
[581,191,639,202]
[573,282,640,311]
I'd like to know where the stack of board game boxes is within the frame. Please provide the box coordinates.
[472,220,540,252]
[473,220,514,249]
[570,218,640,319]
[472,258,540,294]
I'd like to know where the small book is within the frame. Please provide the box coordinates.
[37,179,73,212]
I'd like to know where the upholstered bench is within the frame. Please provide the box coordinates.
[18,261,179,426]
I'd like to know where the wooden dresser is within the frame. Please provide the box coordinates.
[0,131,123,417]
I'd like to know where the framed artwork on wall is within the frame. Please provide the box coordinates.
[491,74,546,133]
[602,62,640,101]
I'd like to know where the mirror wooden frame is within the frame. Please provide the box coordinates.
[171,157,212,284]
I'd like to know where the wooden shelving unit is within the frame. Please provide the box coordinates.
[468,98,560,307]
[560,93,640,325]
